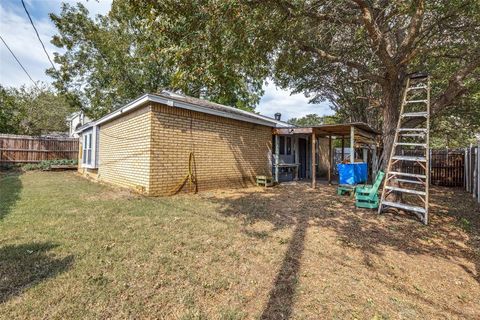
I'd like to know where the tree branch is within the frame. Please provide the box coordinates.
[432,52,480,112]
[351,0,395,73]
[397,0,425,60]
[299,44,384,83]
[403,53,480,127]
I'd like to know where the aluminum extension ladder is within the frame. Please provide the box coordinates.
[378,72,430,224]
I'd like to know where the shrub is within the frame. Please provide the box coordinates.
[22,159,78,171]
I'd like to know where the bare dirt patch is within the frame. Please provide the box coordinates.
[205,182,480,319]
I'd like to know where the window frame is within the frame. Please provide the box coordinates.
[81,127,98,168]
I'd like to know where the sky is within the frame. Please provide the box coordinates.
[0,0,334,121]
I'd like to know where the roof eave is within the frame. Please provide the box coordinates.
[77,93,287,132]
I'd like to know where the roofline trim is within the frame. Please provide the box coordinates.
[76,93,290,133]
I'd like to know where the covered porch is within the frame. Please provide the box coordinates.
[272,123,380,189]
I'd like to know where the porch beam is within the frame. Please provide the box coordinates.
[354,127,377,141]
[341,136,345,161]
[273,127,312,135]
[350,126,355,163]
[311,132,316,189]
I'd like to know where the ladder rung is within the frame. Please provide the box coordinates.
[382,201,426,214]
[402,112,428,118]
[408,72,428,79]
[386,186,426,196]
[388,171,426,179]
[394,179,425,185]
[392,156,426,162]
[407,85,427,91]
[400,133,425,138]
[395,142,427,147]
[398,128,427,132]
[405,100,428,104]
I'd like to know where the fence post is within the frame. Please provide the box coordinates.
[477,141,480,204]
[469,144,473,193]
[474,147,478,199]
[429,148,432,186]
[464,148,467,190]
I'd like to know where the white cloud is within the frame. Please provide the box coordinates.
[0,0,112,88]
[0,1,331,120]
[257,82,334,121]
[0,2,56,87]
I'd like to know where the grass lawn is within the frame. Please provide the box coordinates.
[0,171,479,319]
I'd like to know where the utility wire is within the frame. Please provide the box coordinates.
[21,0,57,71]
[0,34,39,89]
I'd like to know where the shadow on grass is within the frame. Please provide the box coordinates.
[0,171,22,220]
[260,214,308,320]
[210,184,480,319]
[0,242,74,303]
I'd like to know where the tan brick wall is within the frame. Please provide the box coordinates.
[97,106,152,193]
[149,103,272,196]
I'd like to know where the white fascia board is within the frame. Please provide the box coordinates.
[77,93,289,130]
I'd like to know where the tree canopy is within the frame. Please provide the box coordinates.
[0,84,73,136]
[49,1,270,118]
[48,0,480,151]
[287,114,341,127]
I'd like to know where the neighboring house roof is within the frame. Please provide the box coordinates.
[76,92,290,133]
[66,111,81,121]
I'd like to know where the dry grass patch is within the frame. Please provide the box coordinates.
[0,172,479,319]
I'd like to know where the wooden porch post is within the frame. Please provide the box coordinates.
[294,136,299,181]
[311,132,316,189]
[341,136,345,161]
[275,135,280,183]
[350,126,355,163]
[328,135,332,184]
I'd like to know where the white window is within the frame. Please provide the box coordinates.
[81,129,97,168]
[82,132,92,165]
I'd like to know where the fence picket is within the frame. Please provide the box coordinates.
[0,134,78,164]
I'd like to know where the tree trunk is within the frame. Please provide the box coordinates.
[380,74,405,202]
[380,77,404,170]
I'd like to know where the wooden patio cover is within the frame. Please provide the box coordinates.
[272,122,381,188]
[273,122,379,144]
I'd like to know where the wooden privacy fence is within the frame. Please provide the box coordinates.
[0,134,78,164]
[430,149,465,187]
[400,148,467,187]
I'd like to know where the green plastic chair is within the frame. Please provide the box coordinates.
[355,171,385,209]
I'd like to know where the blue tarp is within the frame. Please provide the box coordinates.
[337,163,368,185]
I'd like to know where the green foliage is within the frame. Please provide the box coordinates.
[0,84,73,135]
[47,0,480,150]
[22,159,77,171]
[49,1,270,118]
[287,114,341,127]
[0,86,20,134]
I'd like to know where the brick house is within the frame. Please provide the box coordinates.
[76,91,290,195]
[76,91,379,195]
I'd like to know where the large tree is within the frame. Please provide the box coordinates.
[50,0,480,162]
[256,0,480,163]
[0,85,72,136]
[49,1,270,118]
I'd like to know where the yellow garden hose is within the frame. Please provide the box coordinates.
[170,152,198,195]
